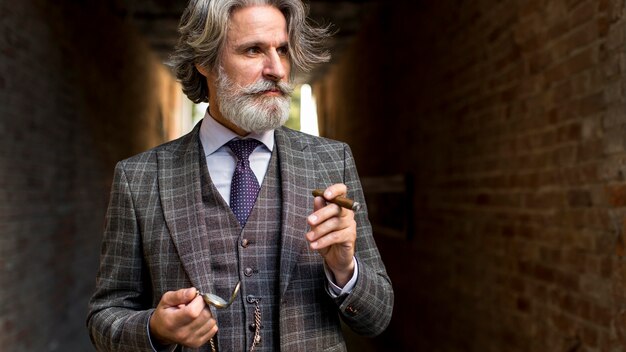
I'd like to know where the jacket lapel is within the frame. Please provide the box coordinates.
[275,128,316,298]
[157,123,214,292]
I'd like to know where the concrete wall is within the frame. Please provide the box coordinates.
[316,0,626,350]
[0,1,179,350]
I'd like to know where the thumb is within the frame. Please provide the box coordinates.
[161,287,197,307]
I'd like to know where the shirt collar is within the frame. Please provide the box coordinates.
[199,109,275,156]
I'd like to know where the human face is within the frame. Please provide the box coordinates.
[196,5,291,135]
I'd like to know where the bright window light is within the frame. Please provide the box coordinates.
[299,84,319,136]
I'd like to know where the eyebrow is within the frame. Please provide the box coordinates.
[234,40,289,50]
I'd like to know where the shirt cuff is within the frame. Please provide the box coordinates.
[147,312,178,352]
[324,257,358,298]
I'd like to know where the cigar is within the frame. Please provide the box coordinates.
[311,189,362,212]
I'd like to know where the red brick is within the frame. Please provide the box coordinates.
[1,1,180,351]
[567,189,592,207]
[555,21,598,57]
[317,0,626,350]
[568,1,598,27]
[605,184,626,206]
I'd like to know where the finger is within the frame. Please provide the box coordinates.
[307,215,342,242]
[185,314,216,340]
[307,202,354,244]
[181,320,217,348]
[179,307,217,344]
[161,287,197,307]
[313,195,326,212]
[188,323,218,348]
[206,323,218,339]
[186,294,210,316]
[321,184,348,201]
[309,201,342,224]
[311,227,356,251]
[196,316,218,335]
[308,202,350,227]
[150,290,201,345]
[177,296,211,329]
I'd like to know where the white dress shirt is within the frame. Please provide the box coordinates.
[199,111,274,205]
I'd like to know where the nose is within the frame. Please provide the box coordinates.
[263,49,287,82]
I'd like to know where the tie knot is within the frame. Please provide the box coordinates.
[226,139,261,161]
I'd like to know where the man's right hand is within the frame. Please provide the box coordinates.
[149,287,218,348]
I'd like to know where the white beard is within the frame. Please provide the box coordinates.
[215,67,293,133]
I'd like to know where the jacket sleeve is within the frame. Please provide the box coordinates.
[335,144,394,337]
[86,161,157,351]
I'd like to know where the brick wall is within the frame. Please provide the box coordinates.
[0,1,179,350]
[316,0,626,350]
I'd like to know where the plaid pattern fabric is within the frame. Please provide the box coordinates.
[87,121,394,351]
[200,146,282,351]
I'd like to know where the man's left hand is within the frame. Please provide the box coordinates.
[306,183,356,287]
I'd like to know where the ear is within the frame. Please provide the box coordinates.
[195,63,210,77]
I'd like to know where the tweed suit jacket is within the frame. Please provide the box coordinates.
[87,122,394,351]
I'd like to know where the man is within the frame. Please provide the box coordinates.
[87,0,393,351]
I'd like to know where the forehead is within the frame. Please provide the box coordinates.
[227,5,288,44]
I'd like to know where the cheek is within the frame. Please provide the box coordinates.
[228,62,264,86]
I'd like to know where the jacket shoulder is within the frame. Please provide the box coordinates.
[278,126,348,152]
[117,125,198,168]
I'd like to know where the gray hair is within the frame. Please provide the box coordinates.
[169,0,332,103]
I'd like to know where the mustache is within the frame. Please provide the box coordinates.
[241,79,294,97]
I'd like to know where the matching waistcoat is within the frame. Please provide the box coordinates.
[200,147,282,352]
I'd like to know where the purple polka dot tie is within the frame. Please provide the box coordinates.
[227,139,262,227]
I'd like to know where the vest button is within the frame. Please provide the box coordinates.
[241,238,249,248]
[345,305,359,316]
[244,267,253,276]
[248,322,264,331]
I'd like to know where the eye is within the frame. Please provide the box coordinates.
[245,46,262,55]
[277,45,289,56]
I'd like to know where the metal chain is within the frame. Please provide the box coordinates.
[206,297,261,352]
[250,299,262,352]
[210,336,216,352]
